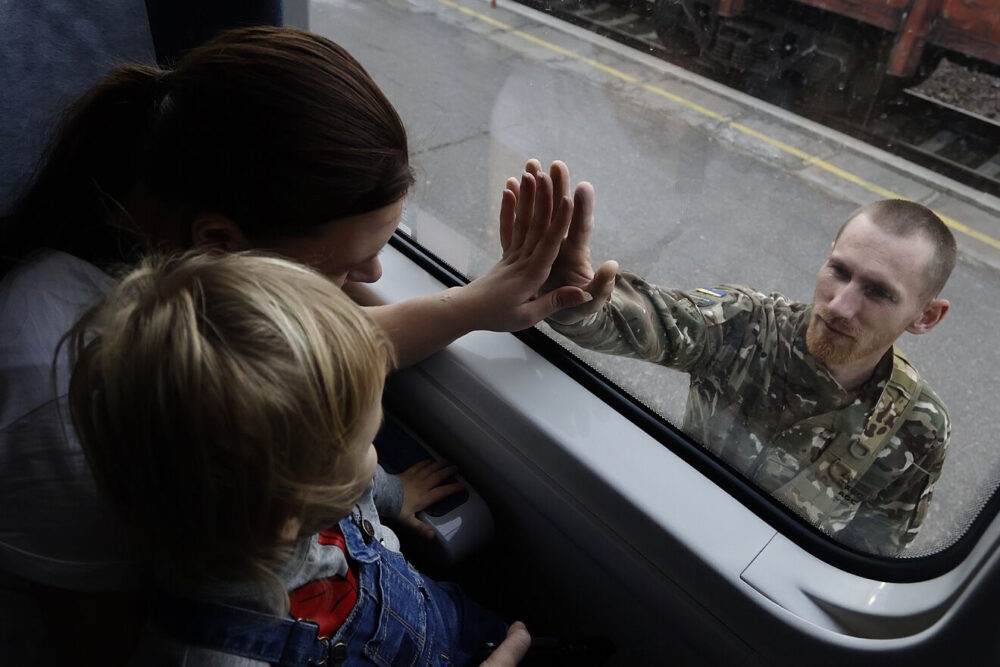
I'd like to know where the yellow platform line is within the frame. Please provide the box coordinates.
[437,0,1000,253]
[644,83,729,121]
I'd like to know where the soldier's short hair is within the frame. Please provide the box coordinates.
[836,199,957,298]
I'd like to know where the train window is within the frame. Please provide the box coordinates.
[314,0,1000,563]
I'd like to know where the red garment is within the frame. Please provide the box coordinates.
[287,526,358,637]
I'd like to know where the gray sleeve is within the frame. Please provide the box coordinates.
[372,464,404,519]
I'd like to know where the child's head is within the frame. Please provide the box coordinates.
[7,26,413,279]
[67,252,395,590]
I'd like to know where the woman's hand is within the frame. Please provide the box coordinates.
[454,168,593,332]
[362,160,614,368]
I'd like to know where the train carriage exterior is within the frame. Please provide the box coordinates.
[640,0,1000,98]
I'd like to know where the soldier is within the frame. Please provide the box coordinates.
[516,160,956,556]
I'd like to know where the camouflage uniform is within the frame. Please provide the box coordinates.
[550,273,950,556]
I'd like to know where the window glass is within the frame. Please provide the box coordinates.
[316,0,1000,558]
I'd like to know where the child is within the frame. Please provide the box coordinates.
[66,251,522,665]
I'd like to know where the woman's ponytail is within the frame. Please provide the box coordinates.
[3,27,415,274]
[2,64,166,271]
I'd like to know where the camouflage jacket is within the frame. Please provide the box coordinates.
[550,273,950,556]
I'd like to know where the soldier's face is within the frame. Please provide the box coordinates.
[807,214,938,369]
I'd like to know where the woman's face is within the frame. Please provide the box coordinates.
[267,199,403,287]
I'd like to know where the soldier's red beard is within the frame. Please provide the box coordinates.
[806,307,870,366]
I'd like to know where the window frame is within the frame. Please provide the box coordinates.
[389,230,1000,582]
[373,232,1000,660]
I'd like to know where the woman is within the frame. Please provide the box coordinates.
[0,25,584,660]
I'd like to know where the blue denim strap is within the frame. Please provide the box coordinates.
[150,595,332,665]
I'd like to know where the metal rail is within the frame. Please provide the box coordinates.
[818,92,1000,198]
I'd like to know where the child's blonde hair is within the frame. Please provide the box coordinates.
[67,252,395,597]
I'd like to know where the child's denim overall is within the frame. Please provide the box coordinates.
[150,515,507,666]
[325,515,507,665]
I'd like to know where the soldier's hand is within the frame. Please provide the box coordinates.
[513,159,617,326]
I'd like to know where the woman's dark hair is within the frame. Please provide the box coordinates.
[3,26,413,271]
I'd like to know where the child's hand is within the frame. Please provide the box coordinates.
[481,622,531,666]
[396,460,464,539]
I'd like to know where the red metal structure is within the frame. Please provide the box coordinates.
[647,0,1000,103]
[803,0,1000,77]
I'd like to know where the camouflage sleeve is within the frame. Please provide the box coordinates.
[548,272,757,373]
[834,390,951,556]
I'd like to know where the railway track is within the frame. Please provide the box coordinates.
[519,0,1000,198]
[820,92,1000,198]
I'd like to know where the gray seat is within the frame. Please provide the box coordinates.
[0,1,157,218]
